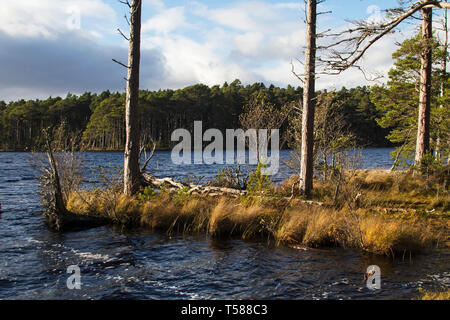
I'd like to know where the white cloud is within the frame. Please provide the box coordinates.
[139,0,308,89]
[142,33,258,89]
[0,30,167,102]
[196,1,301,34]
[315,33,404,90]
[265,30,305,59]
[139,0,412,92]
[144,0,165,11]
[0,0,116,39]
[0,0,420,101]
[256,60,300,87]
[0,0,167,101]
[233,32,265,56]
[142,6,188,34]
[273,2,303,10]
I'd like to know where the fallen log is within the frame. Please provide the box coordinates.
[141,173,248,198]
[140,173,325,206]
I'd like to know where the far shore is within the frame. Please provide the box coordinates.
[0,146,396,153]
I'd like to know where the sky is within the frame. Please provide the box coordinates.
[0,0,446,101]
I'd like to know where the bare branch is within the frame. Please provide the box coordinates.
[117,28,129,41]
[291,59,305,83]
[140,142,156,173]
[139,135,156,173]
[118,0,131,8]
[322,0,450,73]
[112,58,130,69]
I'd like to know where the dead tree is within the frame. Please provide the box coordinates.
[34,126,109,231]
[299,0,318,196]
[114,0,142,196]
[139,134,156,175]
[320,0,450,166]
[290,0,331,197]
[436,3,448,161]
[416,7,433,164]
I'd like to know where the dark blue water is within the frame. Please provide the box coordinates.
[81,148,397,181]
[0,150,448,300]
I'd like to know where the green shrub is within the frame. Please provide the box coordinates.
[173,186,192,205]
[247,163,272,195]
[137,186,157,202]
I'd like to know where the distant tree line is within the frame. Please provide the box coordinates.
[0,80,391,151]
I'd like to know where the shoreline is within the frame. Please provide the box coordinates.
[0,146,397,153]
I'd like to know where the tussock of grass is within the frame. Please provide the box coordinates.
[66,169,448,257]
[302,209,342,247]
[209,200,279,240]
[66,189,104,215]
[140,193,212,234]
[273,205,438,255]
[358,215,435,255]
[418,289,450,300]
[208,199,239,237]
[276,206,346,247]
[353,170,394,191]
[275,207,310,244]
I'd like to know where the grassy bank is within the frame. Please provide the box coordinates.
[417,289,450,300]
[66,169,448,257]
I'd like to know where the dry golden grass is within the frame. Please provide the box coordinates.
[272,204,438,255]
[208,199,280,240]
[67,190,141,226]
[418,289,450,300]
[358,215,435,255]
[275,206,346,247]
[302,209,342,247]
[66,169,448,257]
[354,169,394,190]
[275,207,309,244]
[208,199,240,237]
[311,169,449,213]
[66,190,104,215]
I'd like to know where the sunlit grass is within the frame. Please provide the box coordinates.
[66,169,448,257]
[418,289,450,300]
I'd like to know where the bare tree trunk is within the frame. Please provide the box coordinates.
[299,0,317,196]
[124,0,142,196]
[436,5,448,161]
[415,7,433,166]
[46,148,68,218]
